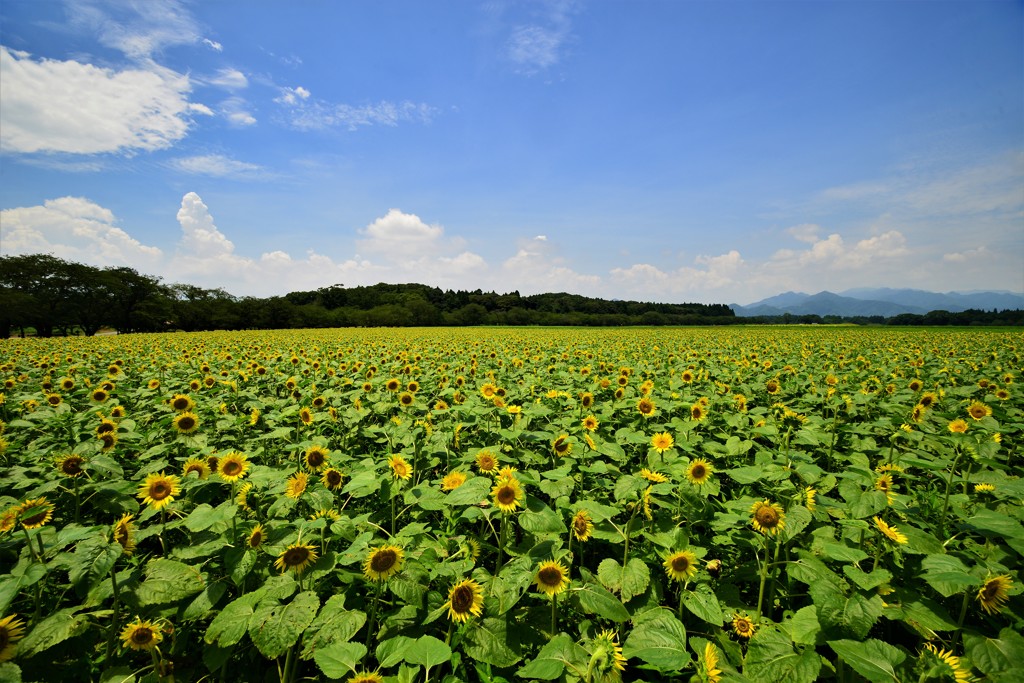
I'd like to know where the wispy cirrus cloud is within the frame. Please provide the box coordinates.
[64,0,206,59]
[274,86,437,132]
[169,154,267,180]
[506,0,578,75]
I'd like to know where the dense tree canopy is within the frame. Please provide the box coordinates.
[1,254,1020,336]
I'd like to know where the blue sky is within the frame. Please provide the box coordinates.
[1,0,1021,304]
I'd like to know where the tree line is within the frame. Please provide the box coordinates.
[0,254,736,336]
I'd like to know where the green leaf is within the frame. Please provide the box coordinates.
[828,639,906,683]
[682,584,722,625]
[16,607,89,658]
[463,617,522,668]
[183,501,236,532]
[842,566,892,591]
[816,540,868,563]
[445,476,491,505]
[0,564,46,615]
[622,609,689,671]
[519,503,567,535]
[96,667,134,683]
[313,642,367,679]
[205,593,262,647]
[249,590,321,660]
[68,538,122,593]
[745,626,821,683]
[572,581,631,622]
[613,475,644,502]
[376,636,416,668]
[921,554,980,597]
[302,595,366,658]
[342,469,381,498]
[0,662,19,683]
[596,558,648,601]
[406,635,452,668]
[182,583,228,622]
[725,465,767,484]
[966,628,1024,677]
[537,476,575,500]
[134,558,205,606]
[784,605,821,646]
[518,633,588,680]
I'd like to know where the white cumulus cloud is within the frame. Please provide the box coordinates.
[0,46,200,154]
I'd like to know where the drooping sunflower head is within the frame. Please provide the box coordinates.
[347,672,385,683]
[182,457,210,479]
[640,468,669,483]
[285,472,309,499]
[137,473,181,511]
[702,642,723,683]
[731,613,756,639]
[977,575,1013,615]
[112,513,136,554]
[445,579,484,623]
[18,497,54,530]
[686,459,713,486]
[56,454,86,478]
[534,560,570,597]
[588,629,627,681]
[0,614,27,662]
[303,445,330,472]
[274,543,318,574]
[119,617,163,651]
[321,468,345,491]
[571,509,594,541]
[441,470,468,491]
[922,643,974,683]
[363,544,404,582]
[388,454,412,481]
[750,500,785,535]
[173,411,199,434]
[217,452,249,482]
[475,450,499,474]
[664,550,699,582]
[491,477,524,513]
[873,516,908,544]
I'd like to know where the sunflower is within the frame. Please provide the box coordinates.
[636,397,656,417]
[235,482,254,510]
[731,613,756,639]
[701,642,723,683]
[285,472,309,499]
[582,415,599,431]
[552,434,572,457]
[45,393,61,407]
[347,673,384,683]
[275,543,318,574]
[977,575,1013,615]
[734,394,748,412]
[363,544,404,582]
[686,459,713,486]
[967,400,992,421]
[640,468,669,483]
[534,560,570,597]
[911,405,926,423]
[681,370,695,383]
[765,379,780,395]
[218,452,249,482]
[385,378,401,392]
[664,550,699,582]
[119,617,163,651]
[18,497,54,530]
[918,392,938,409]
[56,454,86,478]
[974,483,995,493]
[492,476,524,513]
[247,523,265,549]
[571,509,594,542]
[182,457,210,479]
[0,614,26,662]
[388,454,412,481]
[91,388,108,403]
[303,445,330,472]
[750,500,785,535]
[112,513,136,554]
[805,487,817,512]
[690,403,707,421]
[0,508,16,535]
[299,407,314,425]
[922,643,974,683]
[589,629,627,680]
[445,579,485,623]
[641,486,653,520]
[137,473,181,511]
[441,471,468,491]
[321,468,345,490]
[476,450,499,474]
[580,392,594,409]
[172,411,199,434]
[873,516,908,544]
[650,432,674,453]
[169,394,194,412]
[875,474,896,504]
[60,377,76,391]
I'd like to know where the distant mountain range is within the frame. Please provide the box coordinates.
[730,288,1024,318]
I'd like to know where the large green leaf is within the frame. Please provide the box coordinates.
[966,628,1024,678]
[406,635,452,668]
[784,605,822,646]
[313,642,367,679]
[249,590,321,660]
[596,558,649,603]
[182,501,236,532]
[133,558,205,606]
[518,633,588,680]
[745,626,821,683]
[828,639,906,683]
[463,617,522,668]
[204,593,262,647]
[622,608,689,671]
[921,554,980,597]
[445,477,491,506]
[68,537,122,593]
[572,581,631,622]
[301,595,366,658]
[682,584,722,625]
[16,607,89,658]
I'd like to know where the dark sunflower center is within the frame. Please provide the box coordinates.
[22,511,47,526]
[920,396,934,407]
[116,525,130,545]
[208,457,220,471]
[150,482,170,500]
[131,627,154,645]
[755,507,779,527]
[970,407,985,418]
[249,532,263,548]
[691,464,706,479]
[554,440,569,453]
[574,517,589,535]
[61,458,84,475]
[582,397,592,408]
[48,395,60,405]
[307,451,325,467]
[100,434,115,446]
[639,401,653,414]
[538,567,563,586]
[671,556,691,573]
[326,471,342,486]
[981,582,999,600]
[185,464,203,475]
[223,461,241,476]
[285,547,310,566]
[451,585,474,613]
[0,628,8,648]
[178,417,195,430]
[371,549,397,573]
[173,399,189,410]
[496,486,516,505]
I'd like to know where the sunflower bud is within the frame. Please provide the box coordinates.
[706,558,722,578]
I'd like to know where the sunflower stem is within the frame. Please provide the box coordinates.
[939,449,964,537]
[105,568,122,660]
[551,591,558,637]
[73,475,80,524]
[150,648,165,683]
[755,536,772,620]
[953,590,970,648]
[364,581,383,662]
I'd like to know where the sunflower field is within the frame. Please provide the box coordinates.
[0,326,1021,683]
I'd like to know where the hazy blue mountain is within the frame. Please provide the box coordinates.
[731,288,1024,317]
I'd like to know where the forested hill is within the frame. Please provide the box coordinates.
[0,254,734,336]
